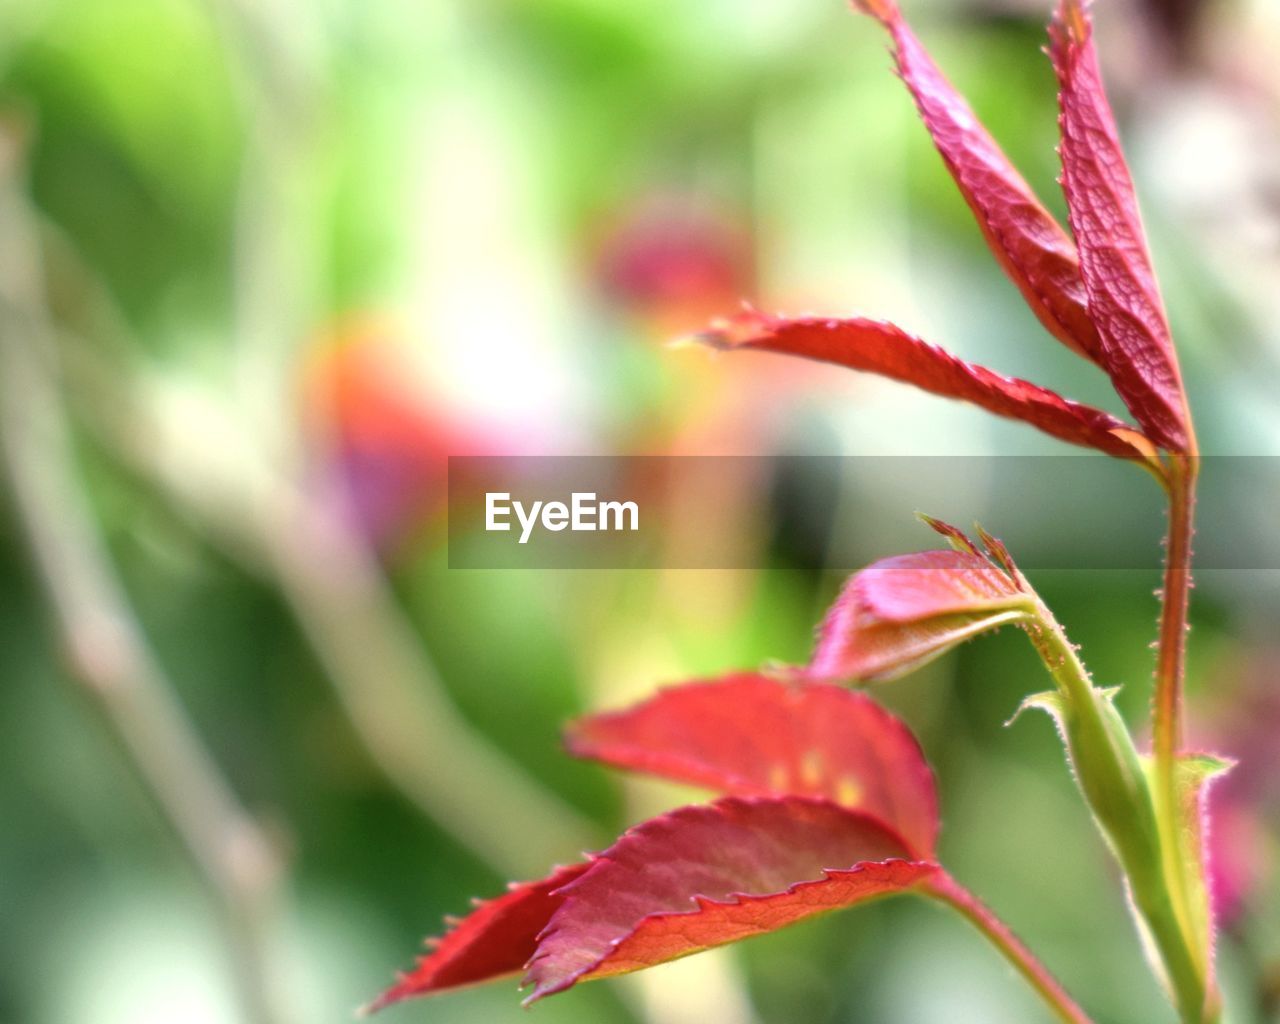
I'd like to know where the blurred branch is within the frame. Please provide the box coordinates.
[197,0,327,463]
[261,494,605,876]
[47,0,599,878]
[43,271,601,879]
[0,150,295,1024]
[77,357,600,876]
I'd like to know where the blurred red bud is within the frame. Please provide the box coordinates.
[593,195,753,337]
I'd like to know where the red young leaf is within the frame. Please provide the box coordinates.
[369,797,934,1012]
[918,512,982,556]
[975,523,1022,578]
[854,0,1102,363]
[1049,0,1191,452]
[523,796,935,1002]
[566,674,938,857]
[851,549,1022,622]
[702,310,1147,458]
[363,862,589,1012]
[810,546,1033,682]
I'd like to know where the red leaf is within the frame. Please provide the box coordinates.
[566,674,939,857]
[810,546,1033,681]
[523,796,936,1002]
[364,863,590,1012]
[1049,0,1191,452]
[854,0,1102,363]
[918,512,986,559]
[701,310,1148,458]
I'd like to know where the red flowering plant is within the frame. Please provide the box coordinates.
[369,0,1229,1020]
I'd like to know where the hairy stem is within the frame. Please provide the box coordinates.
[1153,455,1197,814]
[1023,585,1208,1021]
[1153,454,1214,1022]
[926,874,1093,1024]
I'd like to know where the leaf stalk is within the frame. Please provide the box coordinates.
[925,873,1093,1024]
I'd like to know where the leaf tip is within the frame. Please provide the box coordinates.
[356,989,396,1018]
[665,331,704,351]
[914,512,981,555]
[520,985,549,1008]
[1050,0,1091,51]
[1005,689,1066,729]
[849,0,899,22]
[692,308,772,352]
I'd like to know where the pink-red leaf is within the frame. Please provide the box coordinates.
[566,674,938,857]
[918,512,983,556]
[810,546,1032,682]
[363,862,590,1012]
[1049,0,1191,452]
[855,0,1102,363]
[702,310,1148,458]
[523,796,935,1002]
[369,798,934,1012]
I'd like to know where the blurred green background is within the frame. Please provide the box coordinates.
[1,0,1279,1022]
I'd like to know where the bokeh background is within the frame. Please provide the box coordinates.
[2,0,1279,1022]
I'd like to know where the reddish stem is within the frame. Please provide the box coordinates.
[1153,455,1198,804]
[925,873,1094,1024]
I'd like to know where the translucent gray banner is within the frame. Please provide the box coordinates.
[446,456,1278,570]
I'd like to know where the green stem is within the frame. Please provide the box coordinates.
[925,874,1093,1024]
[1023,589,1208,1022]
